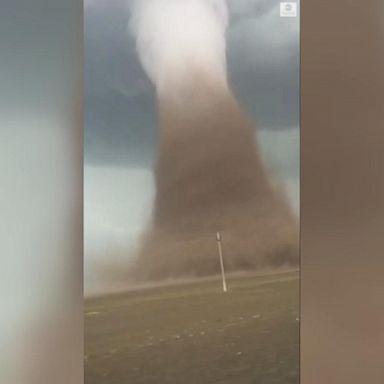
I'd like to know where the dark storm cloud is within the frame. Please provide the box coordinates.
[85,0,299,167]
[85,0,156,167]
[228,1,300,128]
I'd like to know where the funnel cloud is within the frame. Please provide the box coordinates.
[129,0,299,280]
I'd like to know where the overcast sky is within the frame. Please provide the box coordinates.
[84,0,300,291]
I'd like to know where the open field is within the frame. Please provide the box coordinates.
[85,270,299,384]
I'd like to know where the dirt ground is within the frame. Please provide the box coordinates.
[85,270,299,384]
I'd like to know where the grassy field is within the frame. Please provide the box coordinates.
[85,270,299,384]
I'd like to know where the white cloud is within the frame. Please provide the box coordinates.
[84,165,154,290]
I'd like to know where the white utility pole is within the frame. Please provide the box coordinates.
[216,232,227,293]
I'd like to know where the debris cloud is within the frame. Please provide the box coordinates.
[130,0,298,280]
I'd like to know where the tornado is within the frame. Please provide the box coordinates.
[130,0,298,280]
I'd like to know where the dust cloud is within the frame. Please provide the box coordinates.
[130,0,298,280]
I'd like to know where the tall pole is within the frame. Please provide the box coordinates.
[216,232,227,293]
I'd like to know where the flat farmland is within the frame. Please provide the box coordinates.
[85,270,299,384]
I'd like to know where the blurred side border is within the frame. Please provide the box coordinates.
[301,1,384,383]
[0,0,83,383]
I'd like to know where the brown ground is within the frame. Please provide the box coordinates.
[85,270,299,384]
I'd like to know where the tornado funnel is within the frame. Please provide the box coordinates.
[130,0,299,280]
